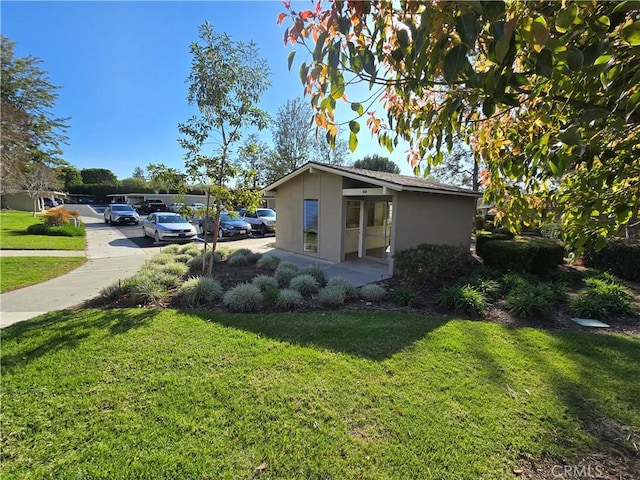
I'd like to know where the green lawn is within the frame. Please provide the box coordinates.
[0,210,85,250]
[0,256,86,292]
[2,310,638,479]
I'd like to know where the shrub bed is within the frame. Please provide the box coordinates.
[394,243,476,287]
[482,237,564,274]
[584,240,640,282]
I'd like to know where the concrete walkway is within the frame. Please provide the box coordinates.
[0,214,154,328]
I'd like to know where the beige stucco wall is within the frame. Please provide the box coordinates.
[273,170,343,262]
[393,192,476,254]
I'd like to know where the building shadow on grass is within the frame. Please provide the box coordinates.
[1,309,156,372]
[194,310,450,361]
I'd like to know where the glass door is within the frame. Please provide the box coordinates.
[365,201,392,261]
[303,199,318,255]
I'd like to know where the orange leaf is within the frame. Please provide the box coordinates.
[277,12,287,25]
[300,10,313,20]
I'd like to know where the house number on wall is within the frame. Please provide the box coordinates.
[362,190,367,194]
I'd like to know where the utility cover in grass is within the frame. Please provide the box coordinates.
[571,318,610,328]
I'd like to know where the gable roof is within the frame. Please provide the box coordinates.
[262,162,481,197]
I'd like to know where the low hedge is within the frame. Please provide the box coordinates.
[26,223,86,237]
[475,232,512,256]
[394,243,476,287]
[584,240,640,282]
[482,237,564,274]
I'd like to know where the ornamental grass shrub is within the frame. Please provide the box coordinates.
[223,283,263,312]
[289,274,319,296]
[277,289,303,309]
[252,274,279,292]
[300,264,326,287]
[175,277,223,307]
[571,276,634,320]
[326,277,358,300]
[257,255,281,270]
[359,284,386,302]
[318,285,347,307]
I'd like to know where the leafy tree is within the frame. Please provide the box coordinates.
[281,1,640,251]
[353,155,400,174]
[1,35,69,195]
[119,177,149,191]
[146,163,186,194]
[428,142,480,191]
[178,22,270,273]
[268,97,314,181]
[312,129,351,166]
[57,165,83,191]
[80,168,117,185]
[237,133,271,188]
[132,166,146,180]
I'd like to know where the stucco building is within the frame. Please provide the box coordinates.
[262,162,481,274]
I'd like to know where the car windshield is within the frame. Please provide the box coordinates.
[257,209,276,217]
[220,213,240,222]
[112,205,135,212]
[157,215,188,223]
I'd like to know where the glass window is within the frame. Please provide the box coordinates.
[345,200,360,228]
[303,199,318,254]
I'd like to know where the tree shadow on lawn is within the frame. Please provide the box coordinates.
[504,327,640,473]
[1,309,156,372]
[195,310,451,361]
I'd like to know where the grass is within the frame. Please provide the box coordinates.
[0,256,86,292]
[2,310,639,479]
[0,210,85,250]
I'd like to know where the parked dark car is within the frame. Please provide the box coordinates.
[139,199,167,214]
[199,213,251,239]
[240,208,276,235]
[104,204,139,225]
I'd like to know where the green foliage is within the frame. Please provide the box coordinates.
[506,284,558,320]
[257,255,281,270]
[161,244,181,254]
[318,285,347,307]
[226,249,261,266]
[188,250,221,272]
[482,237,564,274]
[475,232,511,256]
[80,168,117,185]
[392,286,418,307]
[352,155,400,174]
[440,285,488,317]
[262,287,280,305]
[289,274,319,297]
[584,240,640,282]
[464,276,503,301]
[149,253,177,266]
[276,289,303,309]
[178,243,201,257]
[300,264,327,287]
[174,254,194,264]
[25,223,85,237]
[281,2,640,251]
[571,277,634,320]
[359,284,386,303]
[223,283,263,313]
[394,243,476,287]
[326,277,359,300]
[125,275,167,305]
[275,263,299,288]
[175,276,223,307]
[252,274,279,292]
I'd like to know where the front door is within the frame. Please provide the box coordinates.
[364,201,392,262]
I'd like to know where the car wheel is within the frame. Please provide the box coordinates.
[104,217,109,224]
[259,224,267,235]
[134,221,139,225]
[218,228,223,240]
[154,231,161,243]
[198,224,204,235]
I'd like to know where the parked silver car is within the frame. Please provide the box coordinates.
[142,212,197,243]
[104,204,139,225]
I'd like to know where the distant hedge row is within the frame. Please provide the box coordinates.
[584,240,640,282]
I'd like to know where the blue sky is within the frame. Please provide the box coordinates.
[2,0,413,180]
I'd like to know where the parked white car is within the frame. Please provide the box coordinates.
[104,204,139,225]
[142,212,197,243]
